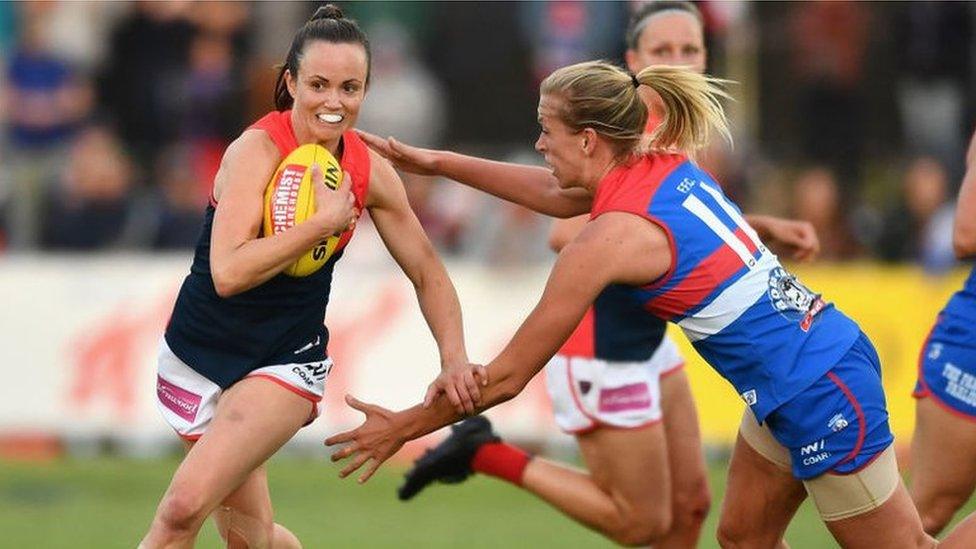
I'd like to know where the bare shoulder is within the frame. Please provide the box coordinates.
[365,147,404,208]
[580,212,667,247]
[213,130,281,200]
[571,212,671,286]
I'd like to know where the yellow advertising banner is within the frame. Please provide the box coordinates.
[677,263,972,446]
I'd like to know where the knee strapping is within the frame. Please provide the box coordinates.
[215,505,272,549]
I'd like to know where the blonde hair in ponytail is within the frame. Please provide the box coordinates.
[637,65,731,154]
[539,60,731,158]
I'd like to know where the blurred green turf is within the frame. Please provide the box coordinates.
[2,456,975,548]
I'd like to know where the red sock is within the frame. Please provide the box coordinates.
[471,442,531,486]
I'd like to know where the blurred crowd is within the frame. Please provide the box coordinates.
[0,1,973,271]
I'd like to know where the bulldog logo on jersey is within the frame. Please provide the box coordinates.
[767,267,826,331]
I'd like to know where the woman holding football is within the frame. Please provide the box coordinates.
[140,5,482,548]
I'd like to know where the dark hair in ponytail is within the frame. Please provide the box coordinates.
[273,4,371,111]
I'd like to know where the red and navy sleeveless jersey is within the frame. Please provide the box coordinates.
[942,266,976,323]
[558,285,666,361]
[556,107,673,361]
[164,111,371,388]
[591,154,860,422]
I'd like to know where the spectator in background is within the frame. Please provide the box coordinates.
[97,2,196,168]
[180,2,250,193]
[40,125,138,250]
[355,20,472,253]
[2,1,94,249]
[178,30,247,198]
[791,167,862,261]
[149,144,208,251]
[877,157,956,271]
[518,1,627,85]
[789,1,869,184]
[896,2,972,176]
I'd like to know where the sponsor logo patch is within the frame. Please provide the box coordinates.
[828,413,849,432]
[767,267,825,331]
[598,383,651,413]
[291,361,330,388]
[157,375,202,423]
[741,389,757,406]
[270,164,308,234]
[798,438,831,466]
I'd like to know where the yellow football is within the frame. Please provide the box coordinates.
[262,143,344,277]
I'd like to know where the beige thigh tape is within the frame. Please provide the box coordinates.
[738,409,792,471]
[739,409,900,521]
[803,445,900,521]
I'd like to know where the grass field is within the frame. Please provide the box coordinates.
[3,455,975,548]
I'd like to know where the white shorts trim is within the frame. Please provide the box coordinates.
[545,336,682,433]
[155,339,331,440]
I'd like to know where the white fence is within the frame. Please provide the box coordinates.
[0,240,574,453]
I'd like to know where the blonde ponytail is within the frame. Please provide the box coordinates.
[637,65,732,155]
[540,61,731,159]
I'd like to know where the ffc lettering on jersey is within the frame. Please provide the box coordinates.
[676,177,697,193]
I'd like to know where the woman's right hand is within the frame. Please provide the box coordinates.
[311,166,358,236]
[356,130,442,176]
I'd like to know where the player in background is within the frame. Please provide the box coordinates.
[910,126,976,535]
[140,6,484,548]
[361,3,816,546]
[326,61,971,547]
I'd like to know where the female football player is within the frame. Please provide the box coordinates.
[139,5,483,548]
[910,126,976,535]
[364,3,816,546]
[329,60,976,548]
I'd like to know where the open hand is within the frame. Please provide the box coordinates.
[325,395,404,483]
[356,130,442,176]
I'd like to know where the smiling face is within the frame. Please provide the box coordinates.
[286,40,368,147]
[626,11,705,74]
[535,94,586,189]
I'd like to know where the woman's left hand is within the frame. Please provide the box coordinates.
[424,362,489,414]
[325,395,404,483]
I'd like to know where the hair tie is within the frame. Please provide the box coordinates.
[631,74,640,88]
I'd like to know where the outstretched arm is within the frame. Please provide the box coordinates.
[325,213,671,482]
[365,152,484,414]
[357,130,592,218]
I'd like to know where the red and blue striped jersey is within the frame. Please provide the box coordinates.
[591,154,860,421]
